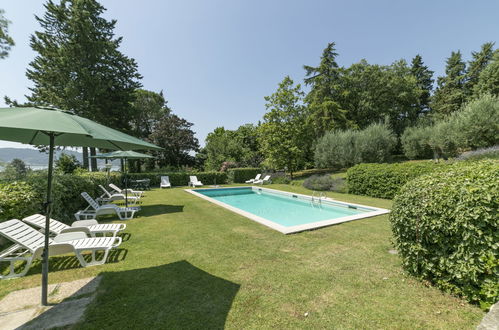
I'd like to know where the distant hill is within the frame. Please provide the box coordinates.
[0,148,112,167]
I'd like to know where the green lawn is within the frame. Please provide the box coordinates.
[0,184,484,329]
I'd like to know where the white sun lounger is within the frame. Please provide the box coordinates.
[245,174,261,183]
[254,175,271,185]
[75,192,139,221]
[22,214,126,238]
[108,183,143,198]
[98,185,139,205]
[189,176,203,187]
[0,219,122,279]
[160,176,171,188]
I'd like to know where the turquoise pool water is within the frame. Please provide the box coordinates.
[196,187,369,227]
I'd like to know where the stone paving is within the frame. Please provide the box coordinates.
[0,276,101,330]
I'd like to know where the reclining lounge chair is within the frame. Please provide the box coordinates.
[75,192,139,221]
[22,214,126,238]
[0,219,121,279]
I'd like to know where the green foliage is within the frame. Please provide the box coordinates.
[315,122,396,168]
[347,161,446,199]
[410,54,434,114]
[465,42,495,97]
[227,168,260,183]
[336,59,422,136]
[55,153,81,174]
[149,113,199,168]
[304,42,351,137]
[126,172,227,186]
[258,76,312,176]
[1,159,29,181]
[401,126,434,159]
[303,174,345,192]
[203,124,262,171]
[0,172,122,223]
[474,51,499,97]
[389,160,499,309]
[0,182,39,220]
[452,94,499,149]
[0,9,14,59]
[456,146,499,161]
[431,51,467,117]
[26,0,141,131]
[401,94,499,159]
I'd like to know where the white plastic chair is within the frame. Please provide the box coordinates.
[160,176,171,188]
[75,192,139,221]
[254,175,271,185]
[245,174,261,183]
[22,214,126,238]
[108,183,143,198]
[189,176,203,187]
[0,219,121,279]
[98,185,139,205]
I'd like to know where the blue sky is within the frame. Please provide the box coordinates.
[0,0,498,149]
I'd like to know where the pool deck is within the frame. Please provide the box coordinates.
[185,186,390,234]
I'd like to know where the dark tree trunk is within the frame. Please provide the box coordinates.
[82,147,89,170]
[90,147,97,172]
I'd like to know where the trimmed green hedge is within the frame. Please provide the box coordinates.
[0,172,122,224]
[127,171,227,187]
[389,160,499,309]
[227,168,260,183]
[346,161,447,199]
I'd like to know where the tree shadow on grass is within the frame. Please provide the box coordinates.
[81,260,240,329]
[137,204,184,217]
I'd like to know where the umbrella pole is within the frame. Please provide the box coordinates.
[124,158,128,208]
[41,133,55,306]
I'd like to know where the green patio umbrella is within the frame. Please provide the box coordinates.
[0,106,161,306]
[90,150,154,207]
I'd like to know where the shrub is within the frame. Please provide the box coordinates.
[401,126,433,160]
[271,176,290,184]
[0,172,122,223]
[389,160,499,309]
[126,171,227,186]
[453,94,499,149]
[456,145,499,161]
[347,161,447,199]
[303,174,345,192]
[400,94,499,159]
[227,168,260,183]
[55,153,81,174]
[315,123,396,168]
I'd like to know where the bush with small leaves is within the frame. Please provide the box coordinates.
[389,160,499,309]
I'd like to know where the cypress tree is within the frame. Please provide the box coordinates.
[431,51,466,117]
[303,42,350,138]
[410,54,434,115]
[26,0,142,169]
[0,9,15,59]
[473,51,499,97]
[465,42,495,97]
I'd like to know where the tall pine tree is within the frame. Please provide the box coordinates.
[303,42,350,138]
[465,42,495,97]
[431,51,466,117]
[26,0,142,169]
[0,9,14,59]
[410,54,434,115]
[473,50,499,97]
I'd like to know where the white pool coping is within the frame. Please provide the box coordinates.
[185,186,390,234]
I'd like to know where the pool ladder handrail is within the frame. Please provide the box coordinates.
[311,191,324,208]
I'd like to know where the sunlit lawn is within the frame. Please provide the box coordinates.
[0,184,484,329]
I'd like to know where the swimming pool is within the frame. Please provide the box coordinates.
[186,187,390,234]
